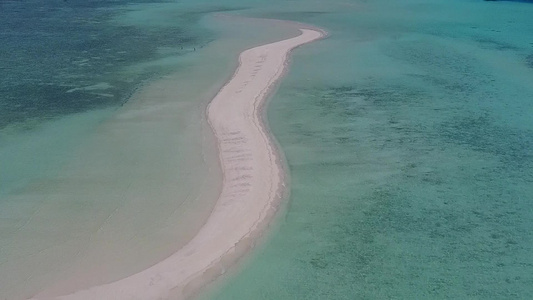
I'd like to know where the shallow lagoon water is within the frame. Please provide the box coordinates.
[210,0,533,299]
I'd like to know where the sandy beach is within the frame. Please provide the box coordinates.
[33,27,324,300]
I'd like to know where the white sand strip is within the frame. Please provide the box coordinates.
[34,28,324,300]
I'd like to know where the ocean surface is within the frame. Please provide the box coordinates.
[1,0,533,299]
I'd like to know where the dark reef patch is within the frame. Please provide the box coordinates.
[440,115,533,170]
[475,38,519,51]
[526,54,533,68]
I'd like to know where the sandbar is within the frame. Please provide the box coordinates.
[34,27,324,300]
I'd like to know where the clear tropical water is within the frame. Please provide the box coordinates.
[210,0,533,299]
[1,0,533,299]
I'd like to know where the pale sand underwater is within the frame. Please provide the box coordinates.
[30,26,324,300]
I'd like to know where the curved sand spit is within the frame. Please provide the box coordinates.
[34,28,324,300]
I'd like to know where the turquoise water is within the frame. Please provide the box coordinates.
[210,0,533,299]
[2,0,533,299]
